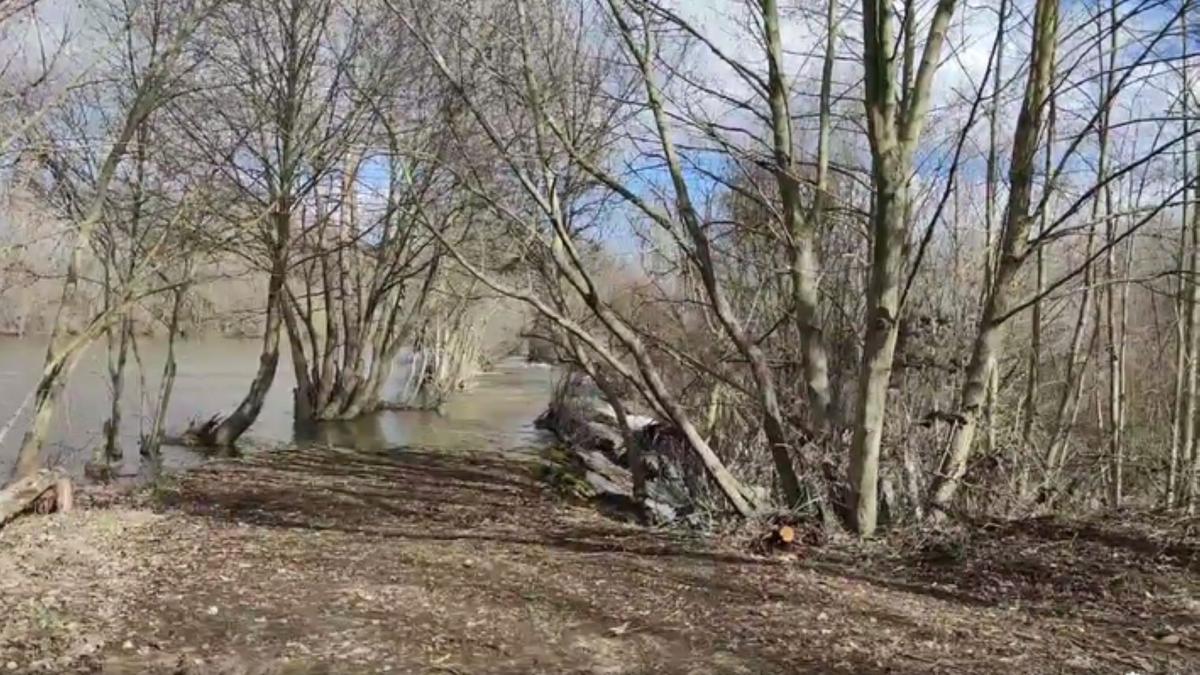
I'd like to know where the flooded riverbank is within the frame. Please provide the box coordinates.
[0,338,556,477]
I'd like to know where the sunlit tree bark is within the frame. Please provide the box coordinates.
[928,0,1059,516]
[851,0,958,535]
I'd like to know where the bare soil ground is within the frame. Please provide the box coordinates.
[1,445,1198,674]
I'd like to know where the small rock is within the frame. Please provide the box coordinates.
[6,662,18,671]
[206,606,219,616]
[817,612,828,622]
[123,640,134,650]
[462,559,475,568]
[1159,634,1182,645]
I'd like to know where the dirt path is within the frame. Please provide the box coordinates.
[1,445,1197,674]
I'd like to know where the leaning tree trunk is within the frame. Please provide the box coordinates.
[11,147,139,478]
[605,1,803,508]
[927,0,1059,516]
[433,219,757,517]
[202,212,289,447]
[13,350,84,480]
[408,2,757,517]
[5,11,203,482]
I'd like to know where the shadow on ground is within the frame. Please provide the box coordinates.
[2,445,1197,674]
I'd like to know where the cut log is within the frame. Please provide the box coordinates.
[778,525,796,544]
[0,469,70,529]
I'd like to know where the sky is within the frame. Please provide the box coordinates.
[4,0,1196,268]
[602,0,1195,248]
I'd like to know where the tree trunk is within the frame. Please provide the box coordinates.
[982,0,1008,463]
[1020,94,1052,501]
[142,285,185,459]
[431,220,757,517]
[927,0,1059,517]
[12,351,82,480]
[849,163,907,535]
[762,0,836,428]
[849,0,958,536]
[1099,0,1122,509]
[101,317,132,464]
[605,0,801,508]
[850,0,910,535]
[1171,7,1191,507]
[9,109,149,480]
[203,211,289,447]
[409,1,756,517]
[1112,212,1133,508]
[1188,127,1200,513]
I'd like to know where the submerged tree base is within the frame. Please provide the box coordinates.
[0,445,1195,673]
[168,415,229,448]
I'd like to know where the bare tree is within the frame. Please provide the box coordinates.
[176,0,375,445]
[8,0,214,480]
[850,0,959,536]
[387,0,764,515]
[927,0,1060,516]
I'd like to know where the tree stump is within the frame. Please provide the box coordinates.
[0,470,72,529]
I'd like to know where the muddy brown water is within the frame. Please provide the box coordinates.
[0,337,556,478]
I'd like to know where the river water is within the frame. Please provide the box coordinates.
[0,337,557,478]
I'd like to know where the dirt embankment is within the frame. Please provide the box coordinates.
[1,445,1197,674]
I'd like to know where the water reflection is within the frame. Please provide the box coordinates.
[295,365,556,454]
[0,337,556,477]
